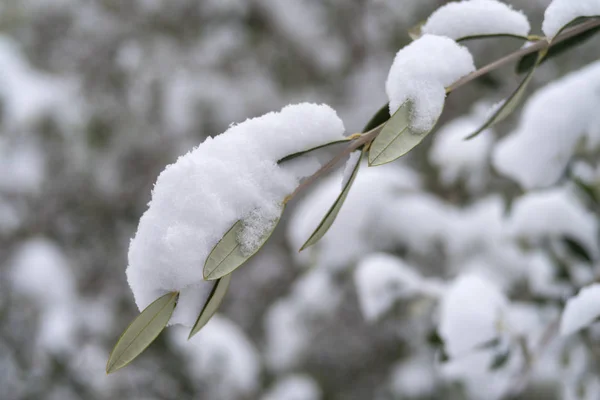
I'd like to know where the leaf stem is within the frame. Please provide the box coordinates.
[287,17,600,201]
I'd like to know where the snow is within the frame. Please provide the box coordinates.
[170,315,260,397]
[438,274,508,357]
[264,270,341,370]
[127,103,345,326]
[428,103,495,191]
[9,238,77,353]
[386,34,475,132]
[493,60,600,189]
[421,0,530,40]
[0,137,45,194]
[287,163,421,270]
[341,151,361,189]
[354,253,443,321]
[560,284,600,335]
[9,238,75,304]
[389,355,436,398]
[542,0,600,39]
[261,374,322,400]
[507,187,598,260]
[0,35,79,127]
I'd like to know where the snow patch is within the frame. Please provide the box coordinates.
[127,103,345,326]
[386,34,475,132]
[422,0,530,40]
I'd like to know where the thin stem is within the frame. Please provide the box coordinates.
[447,17,600,92]
[287,17,600,201]
[285,124,383,201]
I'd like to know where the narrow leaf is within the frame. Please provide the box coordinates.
[106,291,178,374]
[466,50,545,140]
[204,212,283,280]
[362,103,390,133]
[516,19,600,74]
[277,138,351,164]
[368,101,438,166]
[489,348,511,370]
[563,236,593,263]
[188,274,232,339]
[408,21,424,40]
[457,33,529,42]
[300,150,363,251]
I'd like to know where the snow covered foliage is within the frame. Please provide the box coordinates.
[422,0,530,40]
[170,315,260,399]
[428,103,495,191]
[261,374,322,400]
[561,284,600,336]
[386,34,475,132]
[439,274,508,357]
[5,0,600,398]
[493,60,600,189]
[264,270,342,370]
[127,103,345,326]
[543,0,600,39]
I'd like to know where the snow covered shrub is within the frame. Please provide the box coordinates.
[107,2,600,396]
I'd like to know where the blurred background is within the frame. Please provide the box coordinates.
[1,0,600,399]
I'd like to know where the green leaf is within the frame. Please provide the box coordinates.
[300,150,363,251]
[362,103,390,133]
[408,21,425,40]
[466,50,545,140]
[204,212,283,280]
[188,274,232,339]
[516,19,600,74]
[563,236,593,263]
[277,139,352,164]
[489,348,511,370]
[457,33,529,42]
[368,100,439,166]
[106,291,179,374]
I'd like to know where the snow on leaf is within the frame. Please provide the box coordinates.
[439,274,508,358]
[560,283,600,335]
[421,0,530,42]
[204,211,282,280]
[385,35,475,133]
[542,0,600,39]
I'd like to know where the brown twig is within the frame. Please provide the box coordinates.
[287,17,600,201]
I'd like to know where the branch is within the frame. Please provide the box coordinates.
[447,17,600,92]
[288,17,600,201]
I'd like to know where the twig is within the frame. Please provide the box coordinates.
[287,18,600,201]
[447,17,600,92]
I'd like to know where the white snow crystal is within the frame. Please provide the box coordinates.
[542,0,600,39]
[386,34,475,132]
[439,274,508,357]
[560,284,600,335]
[127,103,345,326]
[428,103,495,191]
[422,0,530,41]
[261,374,322,400]
[354,253,443,321]
[170,315,260,397]
[507,187,598,260]
[493,60,600,189]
